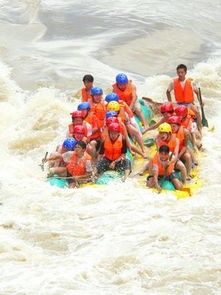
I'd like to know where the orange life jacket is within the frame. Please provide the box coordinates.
[156,134,178,153]
[151,153,175,176]
[84,112,100,139]
[66,152,91,176]
[173,126,185,151]
[104,134,123,160]
[112,80,134,105]
[89,100,106,128]
[81,87,92,102]
[173,78,195,103]
[181,114,192,130]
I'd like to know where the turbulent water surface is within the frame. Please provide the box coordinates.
[0,0,221,294]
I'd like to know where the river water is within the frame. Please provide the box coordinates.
[0,1,221,294]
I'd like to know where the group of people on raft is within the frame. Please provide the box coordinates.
[43,63,203,191]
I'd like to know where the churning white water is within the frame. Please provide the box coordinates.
[0,0,221,294]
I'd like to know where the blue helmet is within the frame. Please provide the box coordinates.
[116,73,128,84]
[106,111,118,118]
[77,102,91,110]
[91,87,103,96]
[63,137,77,151]
[105,93,119,103]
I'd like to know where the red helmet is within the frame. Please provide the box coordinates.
[73,125,85,134]
[160,102,174,113]
[106,117,119,125]
[168,116,181,125]
[175,105,188,117]
[108,123,121,133]
[71,111,84,118]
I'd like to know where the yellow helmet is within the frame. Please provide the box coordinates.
[158,123,172,133]
[107,101,120,112]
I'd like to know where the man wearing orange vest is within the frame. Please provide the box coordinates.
[88,87,106,130]
[103,111,146,158]
[45,141,93,188]
[147,145,183,192]
[77,102,102,159]
[166,64,202,131]
[168,116,193,180]
[175,105,202,153]
[81,74,94,102]
[138,123,187,184]
[112,73,148,129]
[94,122,131,182]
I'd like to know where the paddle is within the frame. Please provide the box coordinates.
[142,97,162,116]
[198,88,209,127]
[39,152,48,171]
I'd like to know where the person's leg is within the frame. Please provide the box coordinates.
[171,177,183,190]
[131,144,146,158]
[138,161,150,176]
[190,104,202,131]
[127,124,145,153]
[181,152,192,178]
[86,141,97,159]
[115,159,131,181]
[96,158,111,175]
[175,160,187,184]
[48,167,67,177]
[187,146,198,165]
[134,104,148,129]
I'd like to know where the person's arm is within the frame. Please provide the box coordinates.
[97,141,104,161]
[142,117,165,134]
[178,131,188,158]
[121,123,132,150]
[91,116,100,134]
[62,151,74,163]
[193,87,202,105]
[152,165,161,192]
[166,81,173,102]
[129,84,138,110]
[171,138,180,163]
[156,136,160,151]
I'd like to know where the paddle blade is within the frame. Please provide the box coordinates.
[202,112,209,127]
[199,88,209,127]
